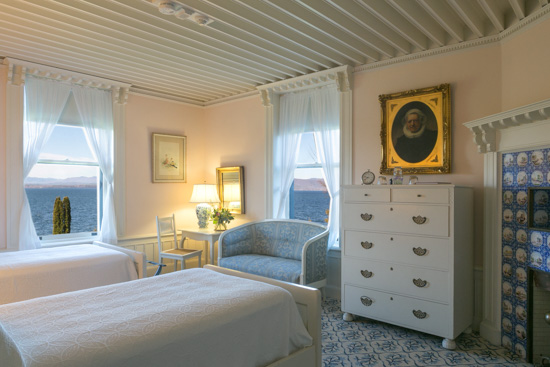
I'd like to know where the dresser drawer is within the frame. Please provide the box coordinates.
[343,187,390,203]
[343,231,450,270]
[342,258,450,303]
[342,203,449,236]
[391,188,449,204]
[343,285,451,338]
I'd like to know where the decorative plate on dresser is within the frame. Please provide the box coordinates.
[340,184,474,349]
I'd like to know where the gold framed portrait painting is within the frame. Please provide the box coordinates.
[152,133,187,183]
[379,84,451,175]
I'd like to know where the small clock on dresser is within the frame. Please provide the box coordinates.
[361,169,375,185]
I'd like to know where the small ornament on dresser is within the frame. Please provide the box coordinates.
[392,166,403,185]
[361,169,375,185]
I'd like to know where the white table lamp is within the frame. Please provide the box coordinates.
[190,184,220,228]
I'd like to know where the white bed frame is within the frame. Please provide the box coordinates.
[93,241,146,278]
[204,265,321,367]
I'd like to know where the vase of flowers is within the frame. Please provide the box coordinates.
[211,207,234,231]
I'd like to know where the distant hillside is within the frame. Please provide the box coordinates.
[25,176,97,188]
[294,178,327,191]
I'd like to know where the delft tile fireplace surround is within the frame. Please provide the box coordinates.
[501,148,549,360]
[465,98,550,364]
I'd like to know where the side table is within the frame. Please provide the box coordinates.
[178,228,222,265]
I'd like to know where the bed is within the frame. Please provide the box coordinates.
[0,241,145,305]
[0,265,321,367]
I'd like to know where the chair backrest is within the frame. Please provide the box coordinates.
[156,214,178,254]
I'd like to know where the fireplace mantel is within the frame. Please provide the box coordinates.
[464,98,550,346]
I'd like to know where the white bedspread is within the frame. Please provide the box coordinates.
[0,268,312,367]
[0,244,138,305]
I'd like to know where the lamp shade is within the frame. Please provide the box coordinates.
[190,184,220,203]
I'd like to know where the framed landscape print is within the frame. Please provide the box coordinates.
[379,84,451,175]
[152,133,186,183]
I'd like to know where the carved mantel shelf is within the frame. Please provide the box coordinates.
[464,98,550,153]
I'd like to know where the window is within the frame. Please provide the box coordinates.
[289,132,330,225]
[24,124,100,239]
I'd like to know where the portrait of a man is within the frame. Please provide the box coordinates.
[393,107,438,163]
[380,83,450,174]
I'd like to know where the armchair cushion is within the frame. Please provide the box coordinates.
[219,255,302,283]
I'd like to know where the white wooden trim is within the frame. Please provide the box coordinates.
[113,100,127,237]
[258,65,353,218]
[464,98,550,346]
[464,98,550,153]
[5,67,25,250]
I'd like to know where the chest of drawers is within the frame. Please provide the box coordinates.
[340,185,473,349]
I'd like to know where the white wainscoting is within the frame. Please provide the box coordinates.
[118,235,207,277]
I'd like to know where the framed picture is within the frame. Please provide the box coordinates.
[152,133,186,183]
[379,84,451,175]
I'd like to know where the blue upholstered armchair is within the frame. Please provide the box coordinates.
[218,219,329,290]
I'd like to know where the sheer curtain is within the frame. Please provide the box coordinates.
[72,85,117,244]
[311,85,340,247]
[273,91,309,218]
[20,76,72,250]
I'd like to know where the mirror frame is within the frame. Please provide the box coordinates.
[216,166,245,214]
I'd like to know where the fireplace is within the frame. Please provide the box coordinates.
[464,98,550,359]
[500,148,550,360]
[529,267,550,365]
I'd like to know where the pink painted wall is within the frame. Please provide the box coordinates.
[501,18,550,110]
[0,65,6,249]
[203,95,266,227]
[123,94,207,236]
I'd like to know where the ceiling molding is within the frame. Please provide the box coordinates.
[0,0,547,106]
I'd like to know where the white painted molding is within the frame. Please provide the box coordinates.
[463,98,550,153]
[354,5,550,75]
[5,81,24,250]
[258,65,353,218]
[464,98,550,346]
[257,65,353,96]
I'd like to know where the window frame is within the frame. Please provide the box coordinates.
[28,124,103,242]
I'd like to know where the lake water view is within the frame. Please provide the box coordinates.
[291,190,330,225]
[25,187,98,236]
[25,187,329,236]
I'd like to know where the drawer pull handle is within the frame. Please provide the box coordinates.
[417,194,422,197]
[412,215,427,224]
[361,241,373,250]
[413,278,428,288]
[412,309,428,319]
[360,270,374,278]
[364,193,369,196]
[360,213,373,221]
[360,296,373,307]
[412,247,427,256]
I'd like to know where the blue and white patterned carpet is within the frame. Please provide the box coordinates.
[322,298,533,367]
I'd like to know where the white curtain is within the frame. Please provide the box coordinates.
[311,85,340,247]
[273,91,309,218]
[72,85,117,244]
[20,76,72,250]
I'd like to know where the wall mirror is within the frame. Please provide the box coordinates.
[216,166,245,214]
[528,187,550,232]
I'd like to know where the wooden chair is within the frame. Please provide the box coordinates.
[156,214,202,271]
